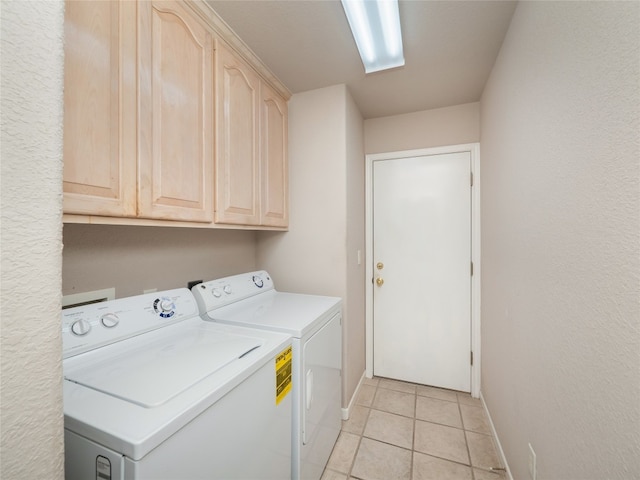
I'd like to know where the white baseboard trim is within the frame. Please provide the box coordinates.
[480,391,513,480]
[342,371,367,420]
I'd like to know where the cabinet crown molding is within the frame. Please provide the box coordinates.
[185,0,292,101]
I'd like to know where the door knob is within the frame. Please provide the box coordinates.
[376,277,384,286]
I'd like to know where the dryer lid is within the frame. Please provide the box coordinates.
[64,323,262,408]
[209,291,341,338]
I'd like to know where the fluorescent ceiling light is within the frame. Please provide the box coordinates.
[341,0,405,74]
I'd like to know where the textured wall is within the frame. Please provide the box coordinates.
[364,102,480,154]
[480,2,640,479]
[0,1,65,478]
[63,225,257,298]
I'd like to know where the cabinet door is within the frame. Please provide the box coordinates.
[260,82,288,228]
[214,43,260,225]
[63,0,137,217]
[138,1,214,222]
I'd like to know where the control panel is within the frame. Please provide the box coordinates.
[191,270,274,314]
[62,288,198,358]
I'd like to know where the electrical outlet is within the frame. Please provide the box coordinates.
[143,288,157,294]
[528,443,537,480]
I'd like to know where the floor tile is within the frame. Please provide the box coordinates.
[412,452,473,480]
[342,405,370,435]
[460,404,491,434]
[416,395,463,428]
[372,388,415,418]
[351,437,411,480]
[363,409,414,449]
[326,432,360,474]
[320,469,348,480]
[323,379,506,480]
[362,376,379,387]
[377,377,417,394]
[473,468,507,480]
[416,385,458,402]
[414,420,469,465]
[356,384,376,407]
[466,431,501,470]
[458,392,482,406]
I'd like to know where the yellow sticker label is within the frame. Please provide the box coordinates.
[276,345,292,405]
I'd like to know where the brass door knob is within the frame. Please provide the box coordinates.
[376,277,384,286]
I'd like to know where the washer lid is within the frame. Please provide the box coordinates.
[64,323,262,408]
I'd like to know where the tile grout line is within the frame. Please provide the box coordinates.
[347,381,376,480]
[410,389,417,480]
[458,393,476,480]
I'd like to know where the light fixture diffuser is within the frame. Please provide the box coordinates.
[341,0,405,74]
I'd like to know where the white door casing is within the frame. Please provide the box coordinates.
[365,144,481,397]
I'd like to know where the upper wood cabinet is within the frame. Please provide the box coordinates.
[260,81,288,228]
[214,42,260,225]
[63,0,289,229]
[215,42,288,227]
[64,0,213,223]
[137,1,214,222]
[63,0,137,217]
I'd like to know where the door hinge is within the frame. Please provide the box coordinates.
[471,261,474,276]
[471,351,474,365]
[470,172,474,187]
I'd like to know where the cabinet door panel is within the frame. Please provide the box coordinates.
[261,83,288,227]
[63,0,136,216]
[215,43,260,225]
[138,1,213,222]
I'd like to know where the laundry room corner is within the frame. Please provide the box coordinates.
[257,84,367,415]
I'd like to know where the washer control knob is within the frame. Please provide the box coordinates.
[153,297,176,318]
[253,275,264,288]
[159,298,174,312]
[223,285,232,295]
[100,313,119,328]
[212,288,222,298]
[71,319,91,336]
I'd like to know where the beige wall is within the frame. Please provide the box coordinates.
[0,1,65,478]
[257,85,348,297]
[364,102,479,154]
[344,88,366,409]
[63,225,257,298]
[480,2,640,479]
[257,84,366,407]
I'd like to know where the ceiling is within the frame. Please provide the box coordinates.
[206,0,517,119]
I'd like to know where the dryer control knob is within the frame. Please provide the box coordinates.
[223,285,232,295]
[100,313,119,328]
[71,319,91,336]
[212,288,222,298]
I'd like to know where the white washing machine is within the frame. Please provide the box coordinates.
[62,288,293,480]
[192,271,342,480]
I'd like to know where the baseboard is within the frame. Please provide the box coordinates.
[342,370,367,420]
[480,391,514,480]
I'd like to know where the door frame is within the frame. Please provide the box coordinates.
[365,143,481,397]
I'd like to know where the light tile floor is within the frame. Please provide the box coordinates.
[322,377,507,480]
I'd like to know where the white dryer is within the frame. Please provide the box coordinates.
[62,288,293,480]
[192,271,342,480]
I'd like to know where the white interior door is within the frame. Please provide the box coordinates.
[373,152,471,392]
